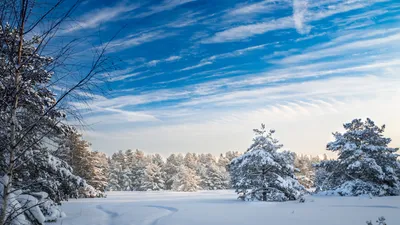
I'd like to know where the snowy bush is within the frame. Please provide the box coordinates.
[0,176,67,224]
[229,124,305,201]
[367,217,387,225]
[316,118,400,196]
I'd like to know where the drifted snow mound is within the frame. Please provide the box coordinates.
[317,180,400,197]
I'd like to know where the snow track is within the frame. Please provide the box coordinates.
[144,205,178,225]
[96,205,119,218]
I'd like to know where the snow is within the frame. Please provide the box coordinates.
[51,190,400,225]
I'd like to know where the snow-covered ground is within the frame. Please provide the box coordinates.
[52,191,400,225]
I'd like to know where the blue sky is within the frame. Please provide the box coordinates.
[61,0,400,156]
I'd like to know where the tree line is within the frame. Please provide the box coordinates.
[105,149,326,192]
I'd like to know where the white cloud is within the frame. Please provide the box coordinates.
[178,61,213,71]
[65,3,139,33]
[310,0,387,22]
[227,0,290,16]
[110,72,145,82]
[146,60,160,67]
[105,31,176,52]
[84,109,159,125]
[278,31,400,64]
[166,11,216,28]
[166,56,182,61]
[135,0,197,18]
[146,55,181,67]
[203,0,386,43]
[202,17,293,43]
[293,0,311,34]
[203,44,270,62]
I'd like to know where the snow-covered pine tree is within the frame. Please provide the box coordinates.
[140,163,165,191]
[88,151,109,193]
[163,154,184,190]
[225,151,242,162]
[171,166,200,192]
[112,150,127,170]
[184,153,199,171]
[0,0,114,222]
[0,24,93,223]
[203,164,229,190]
[151,154,165,168]
[229,124,304,201]
[316,118,400,196]
[128,150,148,191]
[107,159,122,191]
[109,151,132,191]
[54,130,105,196]
[217,153,230,168]
[294,154,318,188]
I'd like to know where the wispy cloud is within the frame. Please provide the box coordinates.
[202,44,271,62]
[65,3,140,33]
[134,0,197,19]
[166,11,216,28]
[277,31,400,64]
[147,55,182,67]
[226,0,290,17]
[202,17,293,43]
[109,71,145,82]
[104,30,176,52]
[203,0,386,43]
[293,0,311,34]
[84,109,159,125]
[178,61,213,71]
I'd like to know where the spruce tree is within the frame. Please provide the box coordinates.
[316,118,400,196]
[141,163,165,191]
[229,124,304,201]
[171,166,200,192]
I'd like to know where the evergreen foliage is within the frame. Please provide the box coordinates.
[229,124,305,201]
[316,118,400,196]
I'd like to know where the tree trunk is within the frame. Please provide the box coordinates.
[262,191,267,201]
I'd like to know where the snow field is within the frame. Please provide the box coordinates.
[52,190,400,225]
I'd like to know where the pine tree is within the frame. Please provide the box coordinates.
[229,124,304,201]
[225,151,242,161]
[163,154,184,190]
[141,163,165,191]
[88,152,109,192]
[316,118,400,196]
[107,159,122,191]
[203,164,229,190]
[0,24,90,223]
[172,166,200,192]
[217,153,230,168]
[112,150,126,170]
[184,153,199,171]
[109,151,132,191]
[151,154,165,168]
[128,150,148,191]
[294,154,318,188]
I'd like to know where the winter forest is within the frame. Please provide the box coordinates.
[1,0,400,225]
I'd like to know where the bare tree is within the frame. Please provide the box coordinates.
[0,0,118,224]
